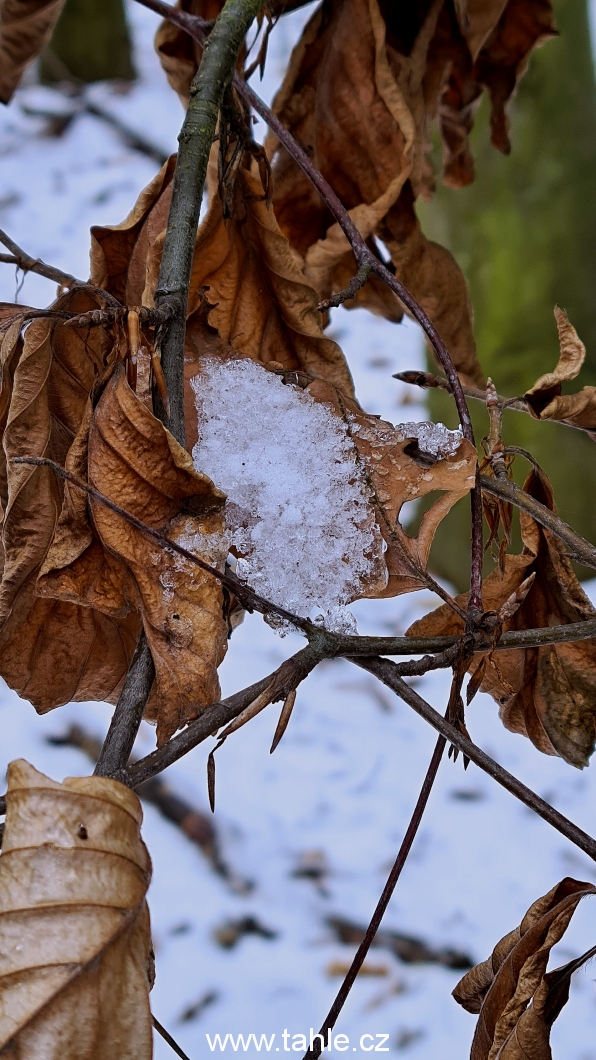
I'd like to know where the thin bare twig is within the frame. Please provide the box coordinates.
[317,263,372,311]
[395,370,596,440]
[480,475,596,571]
[304,732,446,1059]
[0,227,120,306]
[153,1015,193,1060]
[354,656,596,862]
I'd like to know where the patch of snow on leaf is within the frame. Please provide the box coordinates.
[396,421,463,457]
[191,359,386,633]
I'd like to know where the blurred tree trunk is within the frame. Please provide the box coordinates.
[40,0,135,83]
[419,0,596,591]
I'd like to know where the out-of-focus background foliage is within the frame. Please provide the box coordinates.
[40,0,135,84]
[421,0,596,589]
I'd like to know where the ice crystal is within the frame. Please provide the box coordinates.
[191,360,386,633]
[395,420,463,457]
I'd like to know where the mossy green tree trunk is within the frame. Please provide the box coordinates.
[40,0,135,83]
[420,0,596,590]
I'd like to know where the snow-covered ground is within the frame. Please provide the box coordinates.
[1,3,595,1057]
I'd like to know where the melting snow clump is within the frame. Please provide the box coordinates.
[191,359,386,633]
[395,420,463,458]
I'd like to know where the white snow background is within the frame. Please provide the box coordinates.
[1,3,596,1057]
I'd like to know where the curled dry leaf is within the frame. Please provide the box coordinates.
[0,758,153,1059]
[0,289,141,711]
[0,0,67,104]
[0,286,229,744]
[41,367,229,746]
[407,468,596,767]
[453,877,596,1060]
[90,157,356,449]
[524,307,596,435]
[266,0,485,386]
[155,0,225,104]
[434,0,556,180]
[185,164,355,402]
[304,378,477,597]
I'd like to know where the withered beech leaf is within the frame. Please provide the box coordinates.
[90,158,356,451]
[453,0,509,61]
[453,877,596,1060]
[407,468,596,767]
[90,156,177,308]
[184,164,356,403]
[86,367,229,746]
[0,0,67,104]
[266,0,484,386]
[0,290,140,713]
[0,758,153,1059]
[432,0,556,185]
[524,307,596,433]
[155,0,225,105]
[306,378,477,597]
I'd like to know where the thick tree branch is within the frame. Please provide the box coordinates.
[354,656,596,862]
[152,0,266,446]
[93,635,155,777]
[480,475,596,571]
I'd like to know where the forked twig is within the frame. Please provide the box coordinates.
[395,369,596,440]
[354,656,596,861]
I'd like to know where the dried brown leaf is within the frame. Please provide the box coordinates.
[184,164,356,403]
[453,877,596,1060]
[90,158,356,450]
[265,0,484,386]
[523,307,596,431]
[453,0,509,61]
[431,0,556,185]
[86,367,229,745]
[90,156,177,308]
[0,290,140,712]
[0,758,153,1058]
[407,468,596,767]
[306,378,477,597]
[0,0,67,104]
[155,0,225,105]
